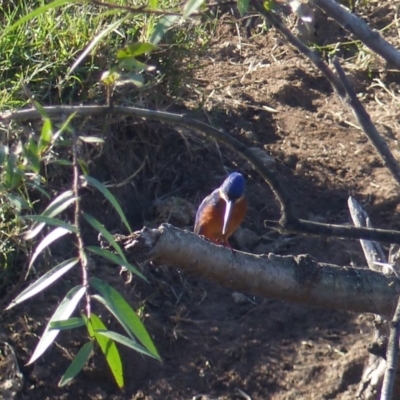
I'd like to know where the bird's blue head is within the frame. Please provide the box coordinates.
[220,172,245,201]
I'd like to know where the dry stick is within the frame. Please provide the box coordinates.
[252,3,346,97]
[348,196,387,270]
[381,299,400,400]
[314,0,400,69]
[332,57,400,186]
[3,105,400,244]
[71,131,90,318]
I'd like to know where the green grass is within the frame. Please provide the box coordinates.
[0,0,208,109]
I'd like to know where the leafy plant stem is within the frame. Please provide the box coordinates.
[72,130,90,318]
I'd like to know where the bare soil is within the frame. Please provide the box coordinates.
[3,1,400,399]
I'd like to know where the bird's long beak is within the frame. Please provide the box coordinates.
[222,200,233,236]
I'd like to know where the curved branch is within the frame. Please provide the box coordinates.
[121,224,400,316]
[4,105,400,244]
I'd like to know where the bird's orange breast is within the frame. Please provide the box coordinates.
[194,190,247,244]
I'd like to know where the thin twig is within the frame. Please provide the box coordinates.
[72,132,90,317]
[332,57,400,186]
[381,297,400,400]
[314,0,400,69]
[252,2,346,97]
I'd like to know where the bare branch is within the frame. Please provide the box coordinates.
[314,0,400,69]
[381,298,400,400]
[348,196,386,271]
[333,58,400,186]
[121,224,400,316]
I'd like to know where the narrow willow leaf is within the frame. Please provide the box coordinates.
[84,314,124,389]
[22,215,77,233]
[237,0,249,16]
[90,278,160,360]
[28,227,71,275]
[149,15,179,45]
[6,258,79,310]
[67,15,130,77]
[96,330,159,359]
[28,285,86,365]
[86,246,145,281]
[26,183,50,199]
[183,0,205,17]
[92,294,136,342]
[49,317,85,331]
[77,159,89,176]
[24,190,76,240]
[7,193,29,211]
[84,176,131,233]
[52,112,76,143]
[83,213,127,263]
[58,341,93,387]
[78,136,105,143]
[38,118,53,154]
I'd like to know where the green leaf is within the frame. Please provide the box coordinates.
[126,73,144,88]
[24,190,76,240]
[23,138,40,173]
[118,57,147,72]
[149,0,158,9]
[77,159,89,176]
[90,278,160,360]
[5,156,23,189]
[28,285,86,365]
[26,183,50,199]
[237,0,249,16]
[38,118,53,155]
[84,314,124,389]
[183,0,205,17]
[22,215,77,233]
[83,213,128,262]
[86,246,145,281]
[84,176,131,233]
[96,329,159,359]
[49,317,85,331]
[149,15,179,45]
[7,194,29,212]
[117,43,158,59]
[27,227,71,275]
[6,258,79,310]
[52,113,76,143]
[58,341,93,387]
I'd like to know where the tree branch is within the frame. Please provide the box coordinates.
[314,0,400,69]
[332,57,400,186]
[121,223,400,316]
[4,105,400,245]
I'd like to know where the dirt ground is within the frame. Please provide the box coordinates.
[2,1,400,399]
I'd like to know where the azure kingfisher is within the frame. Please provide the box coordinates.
[194,172,247,247]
